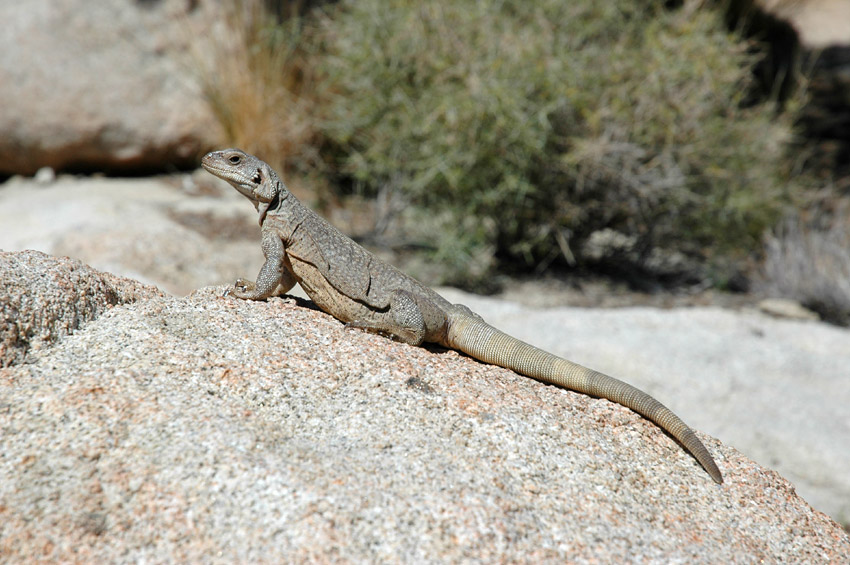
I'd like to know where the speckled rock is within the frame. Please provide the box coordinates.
[0,250,163,367]
[0,257,847,562]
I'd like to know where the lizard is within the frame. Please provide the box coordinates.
[202,148,723,484]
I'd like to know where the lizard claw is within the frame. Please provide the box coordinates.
[233,278,255,293]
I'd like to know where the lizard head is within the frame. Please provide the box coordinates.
[201,148,287,224]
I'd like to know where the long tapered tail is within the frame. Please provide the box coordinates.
[445,315,722,483]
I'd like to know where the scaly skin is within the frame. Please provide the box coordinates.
[202,148,723,484]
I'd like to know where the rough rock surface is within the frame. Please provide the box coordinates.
[0,0,222,175]
[0,250,163,367]
[0,254,848,562]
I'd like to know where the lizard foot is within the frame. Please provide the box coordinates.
[227,278,257,299]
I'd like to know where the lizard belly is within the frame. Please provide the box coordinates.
[289,256,377,324]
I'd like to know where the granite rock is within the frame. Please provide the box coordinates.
[0,252,848,562]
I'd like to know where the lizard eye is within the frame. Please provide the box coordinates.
[228,155,241,164]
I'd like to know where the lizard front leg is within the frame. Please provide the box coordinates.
[231,229,297,300]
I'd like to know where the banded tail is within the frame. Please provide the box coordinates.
[445,315,723,483]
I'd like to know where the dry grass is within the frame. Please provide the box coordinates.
[192,0,317,174]
[762,204,850,325]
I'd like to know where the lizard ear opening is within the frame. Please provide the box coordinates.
[253,169,263,184]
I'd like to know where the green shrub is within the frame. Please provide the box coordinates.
[315,0,796,286]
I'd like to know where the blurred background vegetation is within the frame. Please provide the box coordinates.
[199,0,850,324]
